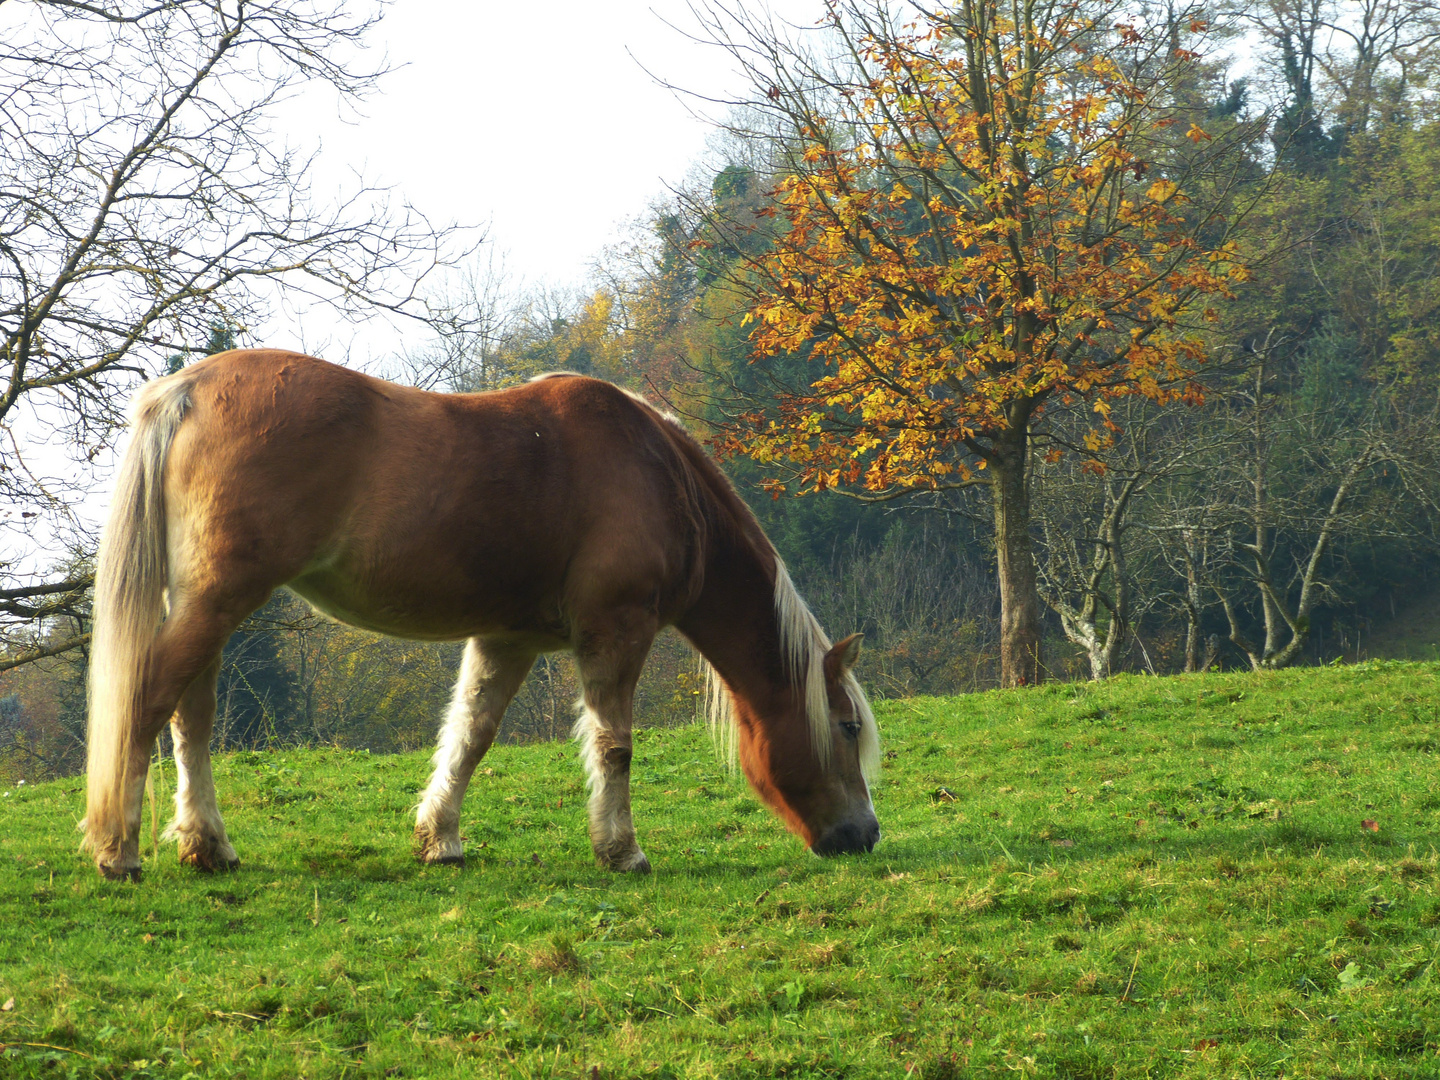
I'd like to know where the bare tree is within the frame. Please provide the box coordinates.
[1238,0,1440,159]
[391,253,523,392]
[1165,341,1440,670]
[1037,470,1147,681]
[1033,398,1202,680]
[0,0,471,665]
[1150,495,1228,672]
[1309,0,1440,135]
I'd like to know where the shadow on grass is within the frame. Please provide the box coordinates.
[225,820,1407,886]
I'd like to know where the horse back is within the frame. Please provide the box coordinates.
[161,350,709,643]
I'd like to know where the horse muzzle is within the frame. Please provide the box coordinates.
[810,812,881,856]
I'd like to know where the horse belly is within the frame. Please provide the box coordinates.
[285,562,571,647]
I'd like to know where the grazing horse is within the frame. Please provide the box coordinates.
[82,350,880,881]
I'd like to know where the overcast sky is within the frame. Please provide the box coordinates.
[275,0,820,359]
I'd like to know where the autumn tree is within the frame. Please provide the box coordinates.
[694,0,1259,685]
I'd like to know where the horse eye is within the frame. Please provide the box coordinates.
[839,719,861,739]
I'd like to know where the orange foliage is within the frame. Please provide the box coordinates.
[719,0,1246,494]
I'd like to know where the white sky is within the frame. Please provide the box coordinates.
[276,0,822,360]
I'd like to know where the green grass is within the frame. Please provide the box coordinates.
[4,661,1440,1078]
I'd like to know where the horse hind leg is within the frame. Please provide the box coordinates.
[161,658,239,872]
[90,596,251,880]
[573,613,657,874]
[415,638,535,865]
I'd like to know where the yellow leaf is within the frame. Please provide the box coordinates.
[1146,179,1179,203]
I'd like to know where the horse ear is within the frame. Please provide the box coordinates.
[825,633,864,680]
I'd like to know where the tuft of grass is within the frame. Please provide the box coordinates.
[530,934,584,976]
[2,660,1440,1077]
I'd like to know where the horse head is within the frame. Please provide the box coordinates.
[731,632,881,856]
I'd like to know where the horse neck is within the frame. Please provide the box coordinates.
[677,533,794,722]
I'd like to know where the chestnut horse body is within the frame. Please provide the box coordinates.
[83,350,880,880]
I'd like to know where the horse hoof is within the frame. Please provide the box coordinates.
[181,854,221,873]
[601,850,651,874]
[179,843,240,873]
[414,827,465,866]
[417,848,465,867]
[99,863,142,883]
[627,853,653,874]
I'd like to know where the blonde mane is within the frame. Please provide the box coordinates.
[702,556,880,782]
[532,374,880,783]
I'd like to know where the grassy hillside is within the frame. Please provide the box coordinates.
[3,662,1439,1078]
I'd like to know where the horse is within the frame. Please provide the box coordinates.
[81,349,881,881]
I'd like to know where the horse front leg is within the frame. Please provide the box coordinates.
[162,658,240,871]
[415,638,535,865]
[574,618,656,873]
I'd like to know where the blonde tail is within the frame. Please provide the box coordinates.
[83,376,192,863]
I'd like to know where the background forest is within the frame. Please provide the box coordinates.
[4,0,1440,781]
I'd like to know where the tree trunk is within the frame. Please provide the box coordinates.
[992,434,1043,687]
[1099,479,1131,679]
[1183,619,1200,673]
[1052,598,1103,680]
[1086,633,1109,683]
[1180,534,1203,672]
[1038,472,1138,683]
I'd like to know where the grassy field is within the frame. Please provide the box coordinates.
[2,661,1440,1078]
